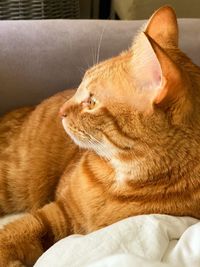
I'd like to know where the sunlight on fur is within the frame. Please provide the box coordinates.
[0,6,200,267]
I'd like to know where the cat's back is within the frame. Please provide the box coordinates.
[0,106,34,152]
[0,89,75,159]
[0,89,79,214]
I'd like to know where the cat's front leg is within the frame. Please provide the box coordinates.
[0,201,72,266]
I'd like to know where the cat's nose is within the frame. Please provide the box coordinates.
[59,98,75,118]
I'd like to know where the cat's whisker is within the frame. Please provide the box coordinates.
[80,55,92,71]
[89,135,115,159]
[96,25,106,65]
[87,35,97,67]
[87,30,102,67]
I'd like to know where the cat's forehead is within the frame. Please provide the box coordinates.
[78,65,132,106]
[85,51,131,80]
[73,50,148,108]
[84,60,115,81]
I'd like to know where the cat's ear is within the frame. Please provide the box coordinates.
[131,32,186,107]
[145,6,178,47]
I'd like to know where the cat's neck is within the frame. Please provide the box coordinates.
[85,151,153,187]
[110,157,143,184]
[85,137,200,196]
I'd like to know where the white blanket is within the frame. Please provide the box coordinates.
[34,214,200,267]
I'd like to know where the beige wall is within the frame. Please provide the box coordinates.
[113,0,200,20]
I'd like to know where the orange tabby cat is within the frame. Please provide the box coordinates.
[1,6,200,266]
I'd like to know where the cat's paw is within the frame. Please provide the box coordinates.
[0,243,25,267]
[7,261,26,267]
[0,257,25,267]
[0,246,28,267]
[0,254,26,267]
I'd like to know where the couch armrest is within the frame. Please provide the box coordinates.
[0,19,200,115]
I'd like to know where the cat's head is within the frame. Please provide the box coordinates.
[60,6,200,162]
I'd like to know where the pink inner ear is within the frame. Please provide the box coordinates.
[132,33,162,101]
[152,70,162,87]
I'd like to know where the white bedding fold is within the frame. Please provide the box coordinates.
[34,214,200,267]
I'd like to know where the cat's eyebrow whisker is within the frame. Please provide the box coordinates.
[88,36,96,67]
[76,66,87,76]
[96,25,106,65]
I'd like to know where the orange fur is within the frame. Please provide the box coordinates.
[0,6,200,266]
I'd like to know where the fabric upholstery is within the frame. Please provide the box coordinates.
[0,19,200,115]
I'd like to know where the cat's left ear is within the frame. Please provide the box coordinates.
[145,6,178,48]
[131,32,187,108]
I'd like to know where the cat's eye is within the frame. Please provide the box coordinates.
[88,95,97,109]
[82,94,97,110]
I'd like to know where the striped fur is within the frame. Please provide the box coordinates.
[1,6,200,266]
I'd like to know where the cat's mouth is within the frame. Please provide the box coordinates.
[62,118,113,159]
[62,118,82,142]
[62,118,95,149]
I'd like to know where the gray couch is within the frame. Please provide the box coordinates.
[0,19,200,116]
